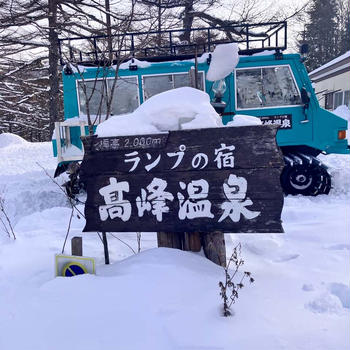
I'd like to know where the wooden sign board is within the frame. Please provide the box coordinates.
[80,125,284,233]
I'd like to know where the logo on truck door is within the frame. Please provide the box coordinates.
[260,114,292,129]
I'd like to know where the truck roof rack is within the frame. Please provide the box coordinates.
[58,21,287,66]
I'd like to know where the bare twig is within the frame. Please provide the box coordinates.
[110,232,137,255]
[136,232,142,253]
[219,243,254,316]
[0,190,16,240]
[62,206,74,254]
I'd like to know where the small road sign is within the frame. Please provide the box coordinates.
[55,255,95,277]
[62,262,87,276]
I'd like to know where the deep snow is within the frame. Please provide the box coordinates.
[0,134,349,350]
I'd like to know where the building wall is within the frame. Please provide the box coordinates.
[312,70,350,109]
[309,52,350,110]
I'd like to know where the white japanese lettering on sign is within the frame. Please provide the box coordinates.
[98,177,131,222]
[122,143,236,173]
[97,175,260,224]
[136,178,174,222]
[218,174,260,222]
[177,179,214,220]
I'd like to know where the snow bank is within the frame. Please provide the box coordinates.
[206,43,239,81]
[0,132,27,148]
[333,105,350,121]
[318,154,350,196]
[333,105,350,142]
[0,138,68,225]
[96,87,222,137]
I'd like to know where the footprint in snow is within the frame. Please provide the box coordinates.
[273,253,300,263]
[306,293,344,314]
[326,243,350,251]
[302,284,314,292]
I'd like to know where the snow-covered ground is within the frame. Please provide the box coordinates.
[0,133,349,350]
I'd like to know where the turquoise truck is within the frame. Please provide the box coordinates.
[53,22,349,196]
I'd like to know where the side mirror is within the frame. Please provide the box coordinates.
[301,87,310,106]
[300,43,309,55]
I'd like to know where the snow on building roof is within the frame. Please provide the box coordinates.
[309,51,350,76]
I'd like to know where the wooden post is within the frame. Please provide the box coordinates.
[157,232,183,249]
[183,232,201,252]
[102,232,110,264]
[71,236,83,256]
[201,231,226,267]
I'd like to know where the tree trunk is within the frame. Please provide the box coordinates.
[105,0,113,62]
[180,0,194,43]
[201,231,226,267]
[48,0,59,136]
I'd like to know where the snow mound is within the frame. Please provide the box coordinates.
[1,248,231,350]
[318,154,350,196]
[96,87,222,137]
[333,105,350,142]
[0,139,68,225]
[0,133,27,148]
[333,105,350,121]
[226,114,262,127]
[328,283,350,309]
[206,43,239,81]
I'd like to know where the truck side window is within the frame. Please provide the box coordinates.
[236,66,301,109]
[108,77,139,115]
[78,76,139,117]
[143,75,173,100]
[143,72,204,100]
[78,80,108,116]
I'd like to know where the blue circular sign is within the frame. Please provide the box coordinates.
[62,262,87,277]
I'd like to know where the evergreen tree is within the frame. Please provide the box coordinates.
[338,0,350,54]
[302,0,339,71]
[300,0,350,71]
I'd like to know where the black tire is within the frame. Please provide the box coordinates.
[280,154,332,196]
[318,165,332,194]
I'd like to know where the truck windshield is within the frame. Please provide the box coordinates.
[236,66,301,109]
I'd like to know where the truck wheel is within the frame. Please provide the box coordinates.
[280,154,331,196]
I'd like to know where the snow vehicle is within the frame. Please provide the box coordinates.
[53,21,349,196]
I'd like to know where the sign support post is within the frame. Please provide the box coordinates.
[71,236,83,256]
[102,232,110,264]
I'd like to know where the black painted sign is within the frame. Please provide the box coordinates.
[80,125,284,233]
[260,114,292,129]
